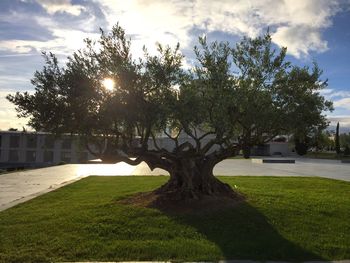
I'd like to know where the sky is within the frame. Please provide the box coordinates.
[0,0,350,132]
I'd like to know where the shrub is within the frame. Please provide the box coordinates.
[295,141,308,155]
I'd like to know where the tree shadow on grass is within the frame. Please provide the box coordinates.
[162,201,324,261]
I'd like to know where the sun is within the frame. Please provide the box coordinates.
[102,78,115,91]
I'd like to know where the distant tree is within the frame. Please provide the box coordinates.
[344,145,350,156]
[309,128,333,152]
[294,137,309,155]
[7,25,333,202]
[335,122,341,154]
[290,63,335,156]
[293,123,334,155]
[8,128,18,131]
[339,132,350,148]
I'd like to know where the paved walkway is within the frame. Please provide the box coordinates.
[1,158,349,211]
[214,158,350,181]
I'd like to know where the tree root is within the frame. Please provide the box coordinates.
[118,178,245,215]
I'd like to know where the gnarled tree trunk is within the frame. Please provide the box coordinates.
[242,144,251,159]
[154,157,238,200]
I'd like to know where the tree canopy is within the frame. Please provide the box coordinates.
[7,24,333,200]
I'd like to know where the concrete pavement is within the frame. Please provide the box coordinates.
[214,158,350,182]
[0,162,167,211]
[0,158,349,211]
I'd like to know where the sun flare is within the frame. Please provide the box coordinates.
[102,78,115,91]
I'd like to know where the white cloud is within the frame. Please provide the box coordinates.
[319,88,335,95]
[0,90,30,130]
[334,98,350,110]
[95,0,343,58]
[96,0,192,57]
[0,0,348,130]
[0,29,99,55]
[269,0,340,58]
[320,88,350,104]
[319,89,350,118]
[319,89,350,128]
[36,0,85,16]
[327,115,350,131]
[272,26,328,58]
[0,0,345,59]
[328,90,350,98]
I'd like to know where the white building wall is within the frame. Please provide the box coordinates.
[267,142,290,156]
[0,131,94,165]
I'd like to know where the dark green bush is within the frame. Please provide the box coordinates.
[295,141,308,155]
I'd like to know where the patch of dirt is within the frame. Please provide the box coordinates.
[118,190,245,215]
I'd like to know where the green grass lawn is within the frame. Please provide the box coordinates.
[306,152,350,160]
[0,176,349,262]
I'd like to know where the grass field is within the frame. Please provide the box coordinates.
[306,152,350,160]
[0,176,349,262]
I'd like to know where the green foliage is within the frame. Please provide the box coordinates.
[340,132,350,149]
[7,24,333,163]
[0,176,349,262]
[344,145,350,156]
[310,128,334,151]
[292,127,334,155]
[295,139,308,155]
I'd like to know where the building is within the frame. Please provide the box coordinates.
[0,131,93,169]
[0,130,291,169]
[250,141,290,156]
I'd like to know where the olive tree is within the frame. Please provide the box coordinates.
[8,25,332,201]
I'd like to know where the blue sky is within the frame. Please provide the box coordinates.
[0,0,350,132]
